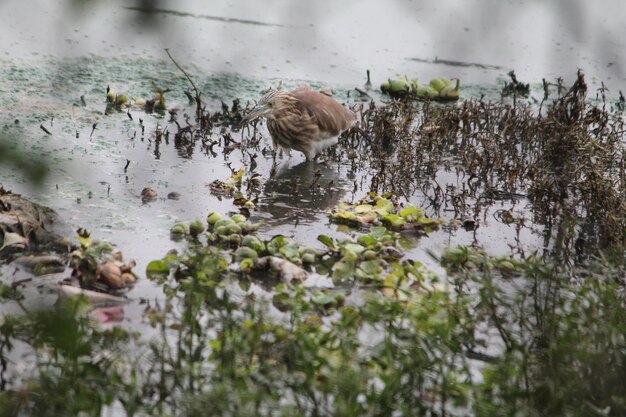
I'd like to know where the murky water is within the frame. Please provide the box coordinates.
[2,0,625,86]
[0,1,624,321]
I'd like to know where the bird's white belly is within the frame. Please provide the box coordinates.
[312,135,339,156]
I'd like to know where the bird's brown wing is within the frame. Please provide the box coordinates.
[291,87,356,137]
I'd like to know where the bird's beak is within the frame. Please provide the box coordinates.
[241,104,270,126]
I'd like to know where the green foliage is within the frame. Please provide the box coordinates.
[466,260,626,417]
[328,192,442,233]
[0,299,140,417]
[3,225,626,416]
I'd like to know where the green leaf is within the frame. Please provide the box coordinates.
[317,234,336,250]
[359,259,382,275]
[342,243,366,256]
[280,243,301,262]
[357,234,378,247]
[374,198,394,214]
[267,235,287,255]
[354,204,373,213]
[370,226,388,238]
[332,256,356,280]
[330,210,360,224]
[400,205,421,219]
[240,258,255,272]
[381,213,406,228]
[311,292,336,306]
[146,260,170,277]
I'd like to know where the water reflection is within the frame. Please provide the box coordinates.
[257,160,347,226]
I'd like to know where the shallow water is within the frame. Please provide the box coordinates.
[2,0,625,86]
[0,1,624,320]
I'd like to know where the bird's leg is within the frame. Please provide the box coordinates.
[269,160,279,179]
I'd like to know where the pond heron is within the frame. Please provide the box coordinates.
[242,86,356,160]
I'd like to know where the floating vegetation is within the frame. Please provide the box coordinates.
[380,75,460,100]
[328,191,442,233]
[148,210,433,291]
[105,84,168,114]
[439,244,523,274]
[208,168,260,210]
[69,229,137,293]
[208,167,245,195]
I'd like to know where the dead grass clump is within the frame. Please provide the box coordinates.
[349,71,626,255]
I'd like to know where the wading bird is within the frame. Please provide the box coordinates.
[241,86,356,160]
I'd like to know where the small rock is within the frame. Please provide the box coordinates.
[96,261,128,289]
[141,187,158,201]
[167,191,181,200]
[462,217,478,231]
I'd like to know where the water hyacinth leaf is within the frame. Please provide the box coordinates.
[330,210,360,224]
[241,235,264,253]
[370,226,388,238]
[230,214,247,224]
[267,235,287,255]
[354,204,373,214]
[206,211,222,225]
[213,217,235,229]
[337,201,352,210]
[170,223,188,235]
[332,256,356,281]
[189,220,206,237]
[317,234,336,250]
[359,259,382,275]
[357,234,378,247]
[342,243,366,256]
[146,259,170,277]
[311,292,336,307]
[301,252,316,264]
[400,205,422,219]
[356,211,378,224]
[417,216,440,225]
[279,243,301,262]
[381,213,406,228]
[272,292,292,312]
[239,257,255,273]
[235,246,258,262]
[327,193,441,234]
[374,198,394,214]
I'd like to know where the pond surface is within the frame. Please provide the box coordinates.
[0,0,624,320]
